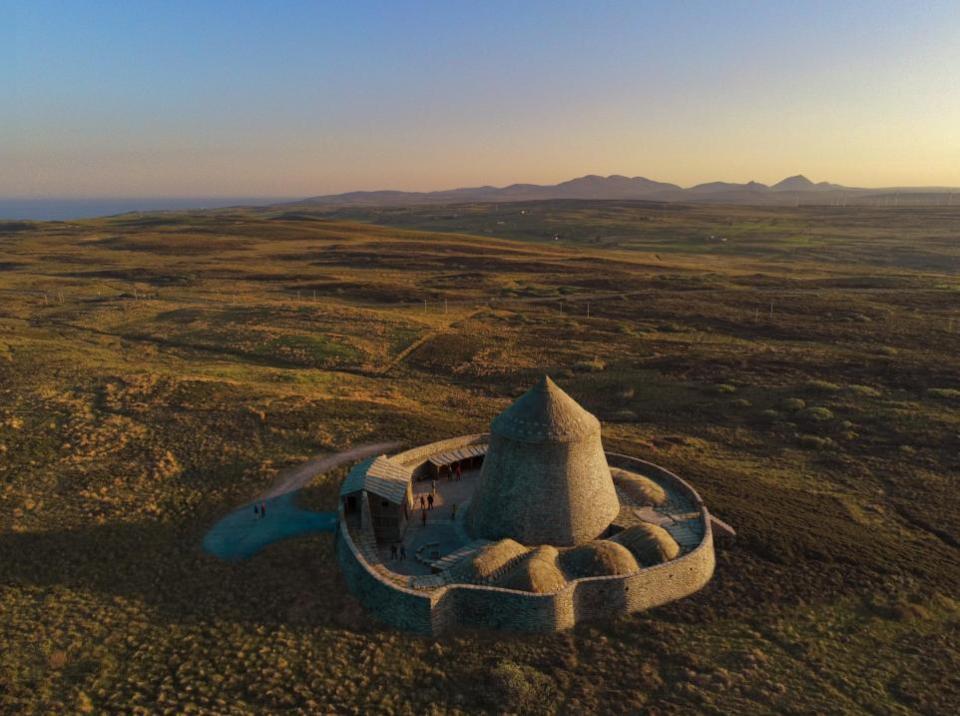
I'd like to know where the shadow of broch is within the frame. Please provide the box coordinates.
[0,507,365,629]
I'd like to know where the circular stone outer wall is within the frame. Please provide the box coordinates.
[335,435,716,635]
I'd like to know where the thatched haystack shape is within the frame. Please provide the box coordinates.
[612,523,681,566]
[465,375,620,546]
[611,467,668,506]
[559,540,640,579]
[495,546,566,593]
[449,538,530,584]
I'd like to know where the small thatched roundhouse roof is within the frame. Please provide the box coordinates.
[611,468,668,506]
[449,538,529,583]
[612,523,681,566]
[495,546,566,593]
[465,376,620,546]
[559,540,639,579]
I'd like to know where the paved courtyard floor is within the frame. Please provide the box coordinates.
[377,468,481,575]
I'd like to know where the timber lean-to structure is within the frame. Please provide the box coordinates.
[336,377,729,634]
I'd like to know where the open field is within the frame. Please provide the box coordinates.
[1,201,959,713]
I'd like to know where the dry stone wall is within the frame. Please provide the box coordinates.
[335,437,716,634]
[335,519,434,633]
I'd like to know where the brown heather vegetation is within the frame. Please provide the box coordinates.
[1,201,959,713]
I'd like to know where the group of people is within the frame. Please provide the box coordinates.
[389,542,407,560]
[416,496,458,526]
[412,462,468,528]
[252,501,268,519]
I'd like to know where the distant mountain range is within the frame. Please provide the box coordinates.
[297,174,960,207]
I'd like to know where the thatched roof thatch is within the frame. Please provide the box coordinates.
[559,540,639,579]
[611,523,680,566]
[465,376,620,546]
[611,468,668,506]
[491,375,599,443]
[495,546,566,593]
[449,538,529,583]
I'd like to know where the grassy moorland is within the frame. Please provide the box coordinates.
[1,201,959,714]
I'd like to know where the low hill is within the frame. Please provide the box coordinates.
[296,174,960,208]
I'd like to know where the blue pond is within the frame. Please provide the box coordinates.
[202,492,337,561]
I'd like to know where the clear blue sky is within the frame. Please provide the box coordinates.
[3,0,959,197]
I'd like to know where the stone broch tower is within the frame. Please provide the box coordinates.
[465,376,620,546]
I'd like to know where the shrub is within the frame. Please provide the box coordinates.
[848,384,882,398]
[759,409,780,422]
[781,398,806,411]
[731,398,752,408]
[712,384,737,394]
[805,380,841,393]
[927,388,960,400]
[798,435,835,449]
[799,406,834,422]
[486,662,557,713]
[574,356,606,372]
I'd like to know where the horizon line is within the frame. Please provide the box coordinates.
[7,174,960,202]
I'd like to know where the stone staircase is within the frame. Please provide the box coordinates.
[430,538,493,573]
[350,523,409,588]
[664,517,705,550]
[409,573,448,590]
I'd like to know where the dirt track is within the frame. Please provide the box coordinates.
[262,440,402,499]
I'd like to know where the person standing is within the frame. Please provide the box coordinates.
[456,462,462,481]
[253,504,259,518]
[419,494,426,510]
[427,493,434,510]
[451,502,457,521]
[390,543,398,560]
[399,543,406,560]
[260,502,267,518]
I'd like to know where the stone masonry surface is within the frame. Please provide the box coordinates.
[336,435,717,634]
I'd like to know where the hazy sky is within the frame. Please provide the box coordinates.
[3,0,960,197]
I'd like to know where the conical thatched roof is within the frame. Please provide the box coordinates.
[491,376,600,443]
[465,376,620,546]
